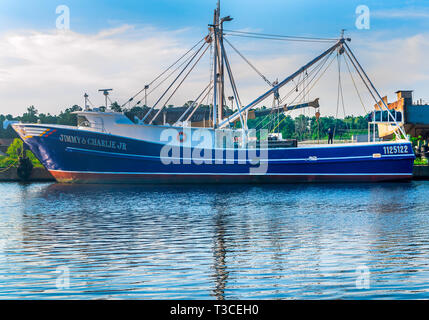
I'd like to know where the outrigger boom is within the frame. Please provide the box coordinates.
[219,39,345,128]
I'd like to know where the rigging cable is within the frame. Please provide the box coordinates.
[343,53,367,114]
[86,96,95,108]
[176,80,213,124]
[338,56,347,120]
[121,36,207,108]
[343,42,406,140]
[223,29,338,42]
[334,53,341,138]
[267,52,337,133]
[144,51,198,100]
[219,39,246,128]
[224,33,338,43]
[142,41,207,122]
[333,54,340,139]
[185,84,214,123]
[149,43,210,124]
[278,51,333,105]
[334,51,350,140]
[0,145,24,173]
[107,95,114,107]
[256,56,320,128]
[343,49,378,107]
[128,47,203,110]
[257,54,327,131]
[223,37,273,87]
[253,52,330,130]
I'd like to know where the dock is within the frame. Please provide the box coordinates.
[0,167,54,182]
[413,165,429,179]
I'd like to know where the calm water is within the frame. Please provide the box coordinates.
[1,181,429,299]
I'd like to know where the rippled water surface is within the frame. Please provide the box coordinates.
[1,181,429,299]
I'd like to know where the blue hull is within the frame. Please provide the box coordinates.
[15,124,415,183]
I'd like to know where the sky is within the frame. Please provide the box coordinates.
[0,0,429,117]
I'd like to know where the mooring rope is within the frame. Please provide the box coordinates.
[0,145,24,173]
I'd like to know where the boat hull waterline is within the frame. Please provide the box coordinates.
[13,124,415,184]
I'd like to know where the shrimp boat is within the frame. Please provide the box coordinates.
[12,3,414,183]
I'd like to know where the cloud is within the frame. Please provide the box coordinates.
[0,26,198,115]
[372,8,429,19]
[0,25,428,118]
[96,24,135,38]
[351,33,429,104]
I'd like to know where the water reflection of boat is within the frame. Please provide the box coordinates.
[13,2,414,183]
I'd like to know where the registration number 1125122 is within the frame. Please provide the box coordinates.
[383,145,409,154]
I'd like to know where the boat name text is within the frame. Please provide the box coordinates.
[59,134,127,151]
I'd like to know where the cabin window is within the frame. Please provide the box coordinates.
[77,115,91,127]
[396,112,402,122]
[374,111,381,122]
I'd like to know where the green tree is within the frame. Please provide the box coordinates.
[279,115,295,139]
[38,113,58,124]
[0,138,41,168]
[110,101,122,112]
[294,115,309,141]
[20,106,38,123]
[57,105,81,125]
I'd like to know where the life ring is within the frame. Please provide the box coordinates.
[177,131,186,143]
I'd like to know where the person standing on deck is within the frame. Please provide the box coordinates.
[328,127,334,144]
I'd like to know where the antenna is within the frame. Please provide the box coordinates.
[98,89,113,109]
[144,85,149,106]
[84,93,89,111]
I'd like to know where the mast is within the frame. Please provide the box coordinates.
[212,0,232,128]
[217,0,224,126]
[212,7,219,128]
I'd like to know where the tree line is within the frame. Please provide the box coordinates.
[0,105,82,138]
[247,113,369,141]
